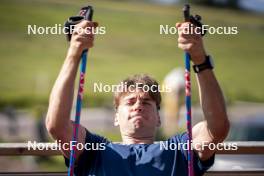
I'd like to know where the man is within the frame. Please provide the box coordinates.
[46,19,229,175]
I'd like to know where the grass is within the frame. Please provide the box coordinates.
[0,0,264,108]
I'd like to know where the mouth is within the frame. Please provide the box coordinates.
[130,114,144,119]
[128,114,145,122]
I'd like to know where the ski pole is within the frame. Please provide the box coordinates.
[183,4,194,176]
[66,6,94,176]
[182,4,207,175]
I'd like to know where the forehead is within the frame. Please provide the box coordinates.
[121,90,152,101]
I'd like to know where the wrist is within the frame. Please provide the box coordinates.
[191,52,207,65]
[67,44,83,59]
[192,55,214,73]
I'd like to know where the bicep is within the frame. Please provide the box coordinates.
[192,121,216,161]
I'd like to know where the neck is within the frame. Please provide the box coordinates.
[121,134,155,144]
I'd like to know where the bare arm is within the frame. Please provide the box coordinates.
[192,69,229,160]
[176,22,230,161]
[45,20,97,160]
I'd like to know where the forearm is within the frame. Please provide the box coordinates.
[46,49,81,138]
[176,21,229,160]
[196,69,229,142]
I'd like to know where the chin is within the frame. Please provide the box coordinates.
[134,121,144,129]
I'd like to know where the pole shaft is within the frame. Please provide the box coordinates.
[185,52,194,176]
[68,50,88,176]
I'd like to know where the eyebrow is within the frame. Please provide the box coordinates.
[123,97,151,102]
[142,98,151,101]
[123,96,136,101]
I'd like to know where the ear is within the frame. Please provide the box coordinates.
[114,112,119,126]
[156,113,161,127]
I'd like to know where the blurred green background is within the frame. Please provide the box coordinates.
[0,0,263,109]
[0,0,264,172]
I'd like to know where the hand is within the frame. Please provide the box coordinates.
[68,20,98,58]
[176,22,206,65]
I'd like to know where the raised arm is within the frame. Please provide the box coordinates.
[45,20,97,159]
[176,22,230,161]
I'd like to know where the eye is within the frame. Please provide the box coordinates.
[143,101,150,105]
[125,101,134,106]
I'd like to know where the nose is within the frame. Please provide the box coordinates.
[133,100,142,112]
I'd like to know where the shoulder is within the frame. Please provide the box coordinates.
[167,132,215,175]
[84,129,110,144]
[167,132,188,143]
[64,130,111,173]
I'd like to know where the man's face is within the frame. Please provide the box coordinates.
[114,89,161,138]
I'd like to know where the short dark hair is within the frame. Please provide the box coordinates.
[114,74,161,110]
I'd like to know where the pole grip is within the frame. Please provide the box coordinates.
[65,6,94,41]
[183,4,190,22]
[79,6,94,21]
